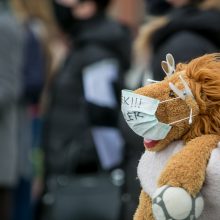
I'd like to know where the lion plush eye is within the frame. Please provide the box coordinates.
[169,90,176,98]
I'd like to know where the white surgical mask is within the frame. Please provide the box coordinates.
[121,90,193,140]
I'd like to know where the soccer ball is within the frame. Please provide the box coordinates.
[152,186,204,220]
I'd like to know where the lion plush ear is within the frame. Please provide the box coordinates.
[161,53,175,77]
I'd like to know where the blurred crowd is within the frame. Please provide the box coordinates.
[1,0,220,220]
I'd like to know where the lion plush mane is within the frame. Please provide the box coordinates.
[178,54,220,142]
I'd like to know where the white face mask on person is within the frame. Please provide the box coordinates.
[121,90,193,141]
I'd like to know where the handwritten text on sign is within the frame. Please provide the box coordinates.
[121,89,159,117]
[121,95,143,108]
[121,94,145,121]
[124,111,144,122]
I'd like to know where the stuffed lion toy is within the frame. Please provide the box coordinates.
[121,53,220,220]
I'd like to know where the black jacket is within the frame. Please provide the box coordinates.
[151,6,220,80]
[43,14,131,176]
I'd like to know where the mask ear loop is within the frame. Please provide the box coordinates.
[189,108,193,124]
[169,113,197,125]
[159,97,181,104]
[160,98,195,125]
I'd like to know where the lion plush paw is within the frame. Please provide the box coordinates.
[152,186,204,220]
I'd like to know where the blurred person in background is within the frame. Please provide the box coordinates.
[0,1,24,220]
[41,0,131,219]
[145,0,171,15]
[8,0,57,219]
[118,1,172,219]
[135,0,220,81]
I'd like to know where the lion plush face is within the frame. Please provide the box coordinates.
[131,54,220,152]
[135,71,197,151]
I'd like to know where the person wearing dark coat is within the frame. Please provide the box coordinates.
[145,0,171,15]
[43,0,131,176]
[0,2,24,220]
[41,0,131,218]
[41,1,131,218]
[137,0,220,81]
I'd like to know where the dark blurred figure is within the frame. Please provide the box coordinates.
[41,0,131,219]
[6,1,58,220]
[120,1,172,218]
[0,1,24,220]
[145,0,171,15]
[136,0,220,80]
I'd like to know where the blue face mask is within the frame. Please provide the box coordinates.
[121,90,178,140]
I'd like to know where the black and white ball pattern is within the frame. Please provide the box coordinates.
[152,186,204,220]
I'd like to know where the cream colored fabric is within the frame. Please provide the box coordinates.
[138,141,220,220]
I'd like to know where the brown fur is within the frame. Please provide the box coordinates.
[135,54,220,151]
[182,54,220,142]
[134,191,154,220]
[135,71,196,152]
[158,134,220,196]
[133,54,220,220]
